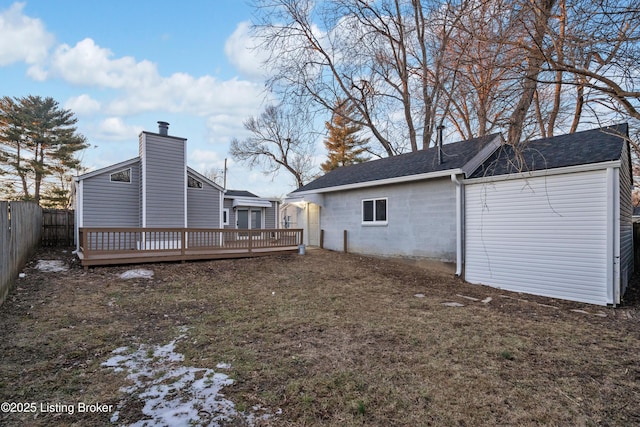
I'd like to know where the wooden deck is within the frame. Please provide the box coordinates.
[77,227,304,268]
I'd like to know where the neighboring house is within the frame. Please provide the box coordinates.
[223,190,280,230]
[287,125,633,306]
[75,122,282,251]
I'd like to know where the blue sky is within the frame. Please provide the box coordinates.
[0,1,311,197]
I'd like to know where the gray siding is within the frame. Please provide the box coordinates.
[223,199,277,229]
[187,174,221,228]
[321,177,457,261]
[265,201,279,228]
[82,162,141,227]
[619,141,634,294]
[223,199,235,229]
[140,132,186,227]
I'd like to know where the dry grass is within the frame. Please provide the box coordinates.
[1,247,639,426]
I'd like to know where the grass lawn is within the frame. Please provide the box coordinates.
[1,247,639,426]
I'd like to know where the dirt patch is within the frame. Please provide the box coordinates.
[1,247,639,426]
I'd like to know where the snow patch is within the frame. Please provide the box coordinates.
[119,269,154,280]
[102,334,279,426]
[35,260,68,272]
[442,302,465,307]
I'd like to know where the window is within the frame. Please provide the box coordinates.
[223,208,229,226]
[110,168,131,183]
[362,198,387,225]
[188,175,203,188]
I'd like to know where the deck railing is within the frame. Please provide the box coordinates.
[77,227,303,267]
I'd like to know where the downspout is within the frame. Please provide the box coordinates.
[451,173,464,276]
[605,166,620,305]
[613,167,621,305]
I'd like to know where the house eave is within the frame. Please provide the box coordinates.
[462,160,622,185]
[290,168,464,197]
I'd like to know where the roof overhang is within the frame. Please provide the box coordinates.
[289,168,464,197]
[232,197,272,208]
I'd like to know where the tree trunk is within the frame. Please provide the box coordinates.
[507,0,557,145]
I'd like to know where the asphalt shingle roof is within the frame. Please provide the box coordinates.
[225,190,259,198]
[470,124,628,178]
[293,133,500,193]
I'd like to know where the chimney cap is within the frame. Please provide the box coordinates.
[157,121,169,136]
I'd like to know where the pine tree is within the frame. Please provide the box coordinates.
[0,95,88,204]
[321,99,370,173]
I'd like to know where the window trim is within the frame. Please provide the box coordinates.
[223,208,230,226]
[361,197,388,226]
[110,168,131,183]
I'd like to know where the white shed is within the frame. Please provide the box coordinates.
[464,125,633,306]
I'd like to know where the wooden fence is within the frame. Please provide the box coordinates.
[0,201,42,306]
[41,209,75,247]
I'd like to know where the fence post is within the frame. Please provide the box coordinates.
[343,230,348,253]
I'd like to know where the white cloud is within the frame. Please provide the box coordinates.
[47,38,159,88]
[95,117,142,141]
[37,36,267,118]
[224,21,269,81]
[0,2,54,66]
[188,149,227,176]
[205,114,251,145]
[65,94,101,116]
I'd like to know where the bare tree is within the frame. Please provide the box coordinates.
[252,0,640,155]
[229,104,316,188]
[252,0,459,155]
[441,0,522,139]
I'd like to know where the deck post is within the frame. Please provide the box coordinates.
[181,229,186,256]
[248,230,253,253]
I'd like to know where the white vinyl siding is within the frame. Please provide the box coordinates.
[465,169,612,305]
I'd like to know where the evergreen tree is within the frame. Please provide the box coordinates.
[0,95,88,205]
[321,99,370,173]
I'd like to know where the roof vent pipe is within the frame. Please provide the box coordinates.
[158,121,169,136]
[437,125,445,164]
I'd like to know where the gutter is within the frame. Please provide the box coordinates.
[462,160,621,185]
[451,173,464,276]
[291,168,464,197]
